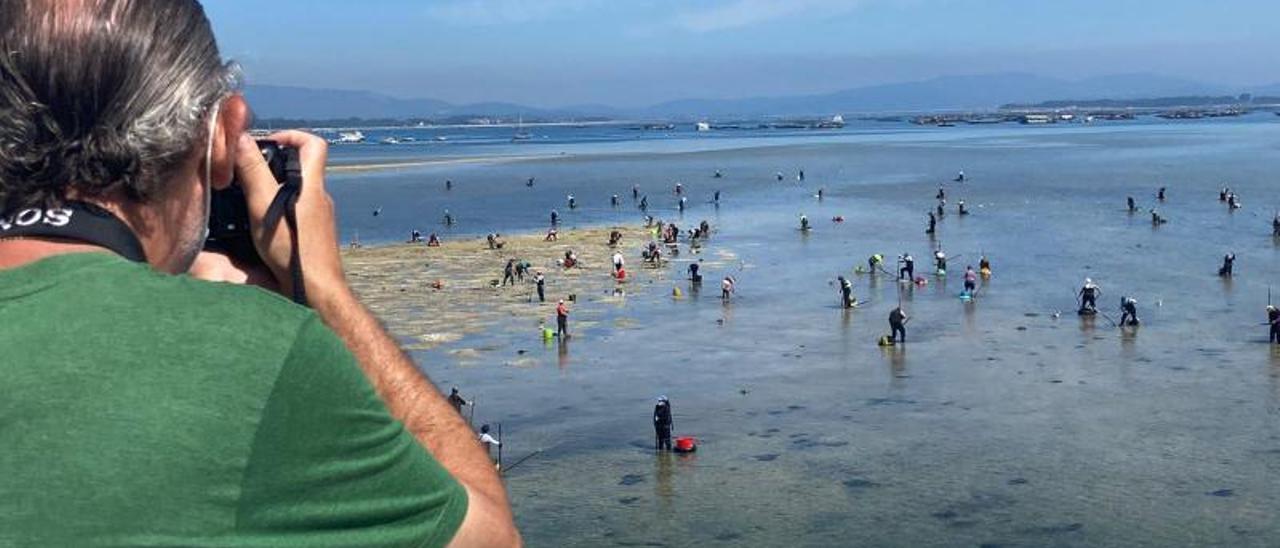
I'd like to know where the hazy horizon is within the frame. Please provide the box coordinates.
[206,0,1280,109]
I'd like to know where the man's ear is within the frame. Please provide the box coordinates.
[210,94,250,190]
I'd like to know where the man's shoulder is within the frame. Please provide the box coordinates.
[64,255,316,343]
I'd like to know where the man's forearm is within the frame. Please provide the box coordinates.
[311,285,512,517]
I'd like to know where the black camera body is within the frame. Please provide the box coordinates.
[205,140,297,260]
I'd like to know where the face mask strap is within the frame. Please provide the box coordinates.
[200,101,222,242]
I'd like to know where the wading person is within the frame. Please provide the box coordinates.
[1268,306,1280,343]
[1219,253,1235,277]
[448,387,471,413]
[899,253,915,281]
[1079,278,1101,314]
[867,253,884,275]
[557,299,570,337]
[653,396,673,451]
[888,306,908,343]
[963,265,978,297]
[721,276,735,300]
[478,424,501,463]
[926,211,936,234]
[1120,297,1140,326]
[0,1,516,545]
[837,275,854,308]
[535,270,546,302]
[1127,196,1136,212]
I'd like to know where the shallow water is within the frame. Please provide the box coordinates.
[329,115,1280,547]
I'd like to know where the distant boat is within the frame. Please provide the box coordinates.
[511,115,532,142]
[816,114,845,129]
[696,122,711,132]
[334,130,366,144]
[379,137,400,145]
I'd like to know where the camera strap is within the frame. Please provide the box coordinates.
[260,154,307,306]
[0,201,147,263]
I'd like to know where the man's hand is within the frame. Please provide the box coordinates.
[233,132,345,302]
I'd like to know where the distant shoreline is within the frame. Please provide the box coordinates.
[328,153,568,173]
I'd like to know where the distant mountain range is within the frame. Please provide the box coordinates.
[244,73,1278,123]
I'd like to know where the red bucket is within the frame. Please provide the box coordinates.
[674,436,697,453]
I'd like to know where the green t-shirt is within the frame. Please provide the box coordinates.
[0,253,467,547]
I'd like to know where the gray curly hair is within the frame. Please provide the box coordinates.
[0,0,238,212]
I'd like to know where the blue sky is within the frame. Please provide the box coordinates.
[205,0,1280,107]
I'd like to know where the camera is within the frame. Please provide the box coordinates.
[205,139,297,261]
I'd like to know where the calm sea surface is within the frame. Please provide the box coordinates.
[327,115,1280,547]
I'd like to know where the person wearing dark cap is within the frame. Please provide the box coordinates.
[653,396,673,451]
[448,387,471,414]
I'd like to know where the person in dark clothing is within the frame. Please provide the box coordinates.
[958,200,969,216]
[1273,214,1280,236]
[1268,306,1280,343]
[926,211,937,234]
[1157,187,1166,201]
[633,184,640,199]
[502,259,516,286]
[936,187,945,200]
[653,396,673,451]
[688,262,702,284]
[445,179,453,191]
[527,177,536,187]
[936,201,945,218]
[550,209,559,225]
[888,306,908,343]
[639,196,648,211]
[447,387,470,413]
[1079,279,1101,313]
[611,194,620,207]
[1119,297,1140,326]
[1219,253,1235,277]
[1127,196,1136,213]
[713,190,721,203]
[534,271,546,302]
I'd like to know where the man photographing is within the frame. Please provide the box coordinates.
[0,1,517,546]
